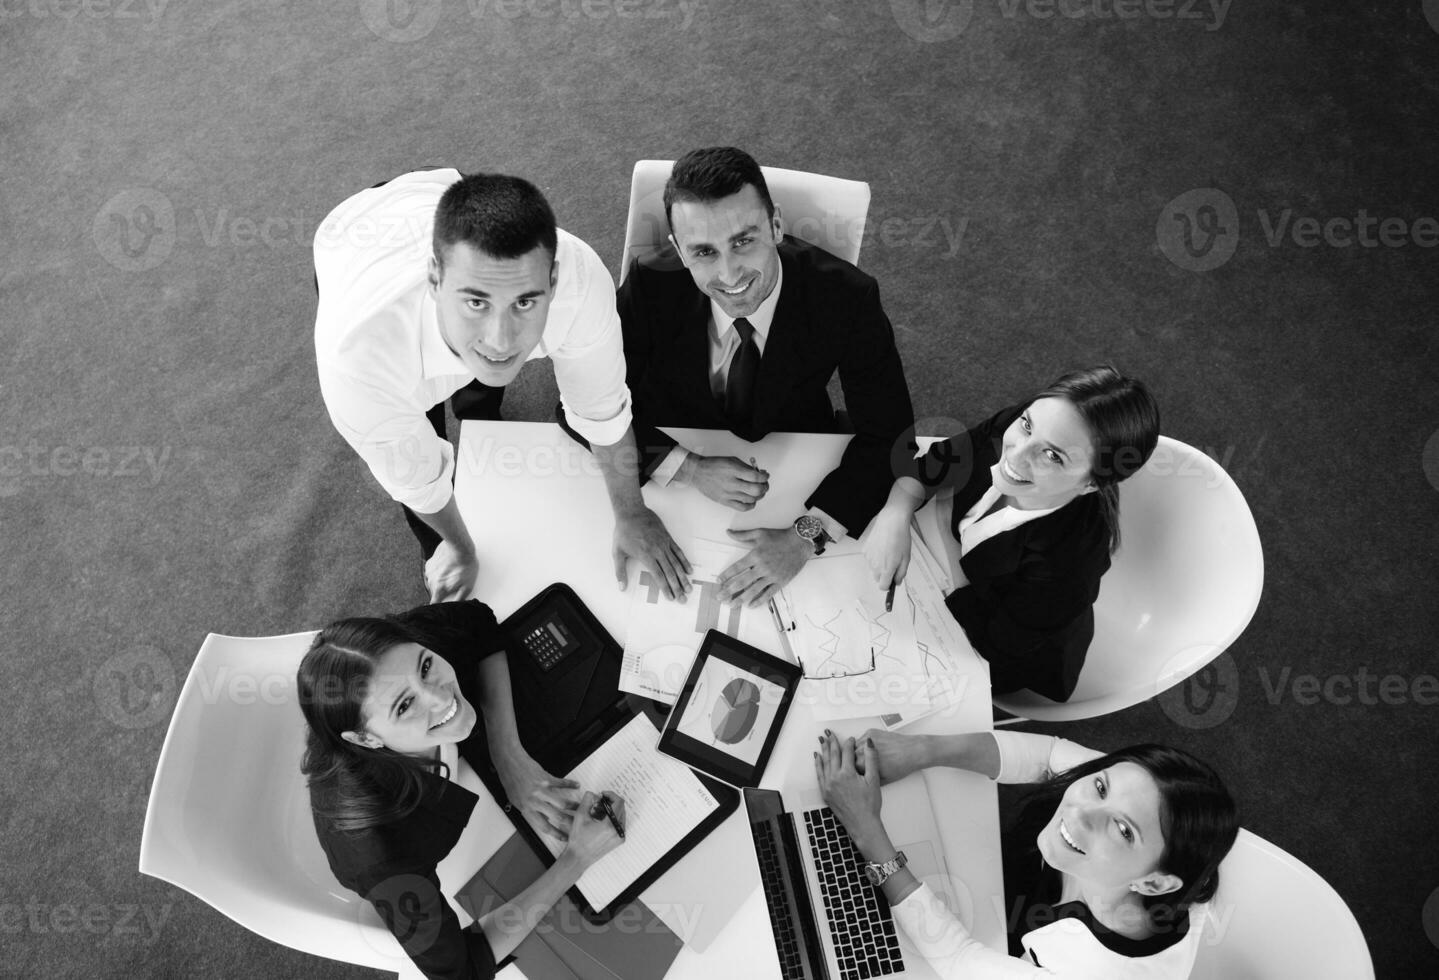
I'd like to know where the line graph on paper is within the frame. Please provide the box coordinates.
[798,606,875,679]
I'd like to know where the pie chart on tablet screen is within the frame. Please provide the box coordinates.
[711,678,760,744]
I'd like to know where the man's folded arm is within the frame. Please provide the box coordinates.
[319,369,457,514]
[804,279,915,535]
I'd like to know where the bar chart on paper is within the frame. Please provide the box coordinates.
[619,540,784,703]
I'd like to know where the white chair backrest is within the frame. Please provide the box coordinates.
[1191,829,1373,979]
[618,159,871,283]
[994,436,1264,721]
[139,631,412,974]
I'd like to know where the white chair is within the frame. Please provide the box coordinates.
[1191,829,1374,979]
[138,631,428,980]
[617,159,872,283]
[993,436,1264,722]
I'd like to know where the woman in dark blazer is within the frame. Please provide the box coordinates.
[296,599,625,980]
[862,366,1160,701]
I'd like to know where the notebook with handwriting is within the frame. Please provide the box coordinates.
[540,713,720,910]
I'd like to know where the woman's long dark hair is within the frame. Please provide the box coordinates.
[1031,365,1160,554]
[297,617,449,833]
[1015,743,1238,925]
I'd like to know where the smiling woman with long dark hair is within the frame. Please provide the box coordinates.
[863,365,1160,702]
[297,599,625,980]
[817,728,1238,978]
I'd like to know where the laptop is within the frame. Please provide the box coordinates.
[741,777,959,980]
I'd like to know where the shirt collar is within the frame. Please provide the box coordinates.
[710,257,783,345]
[420,291,469,378]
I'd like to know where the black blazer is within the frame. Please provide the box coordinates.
[905,405,1111,702]
[310,600,510,980]
[618,236,914,535]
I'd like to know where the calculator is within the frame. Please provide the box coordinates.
[519,613,583,672]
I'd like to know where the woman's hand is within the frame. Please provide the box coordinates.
[815,731,884,842]
[860,505,912,589]
[492,744,581,841]
[858,729,934,784]
[562,791,626,869]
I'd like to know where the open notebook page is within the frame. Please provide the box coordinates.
[541,713,720,910]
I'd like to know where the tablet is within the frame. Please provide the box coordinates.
[657,630,802,789]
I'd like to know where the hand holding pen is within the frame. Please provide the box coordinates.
[589,790,626,839]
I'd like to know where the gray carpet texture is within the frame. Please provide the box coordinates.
[3,0,1437,977]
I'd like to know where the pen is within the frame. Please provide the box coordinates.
[768,597,797,665]
[885,579,896,612]
[593,793,625,839]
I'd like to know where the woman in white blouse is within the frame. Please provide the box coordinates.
[815,728,1238,979]
[862,366,1160,702]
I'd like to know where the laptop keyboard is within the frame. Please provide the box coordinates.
[754,820,808,979]
[804,807,904,980]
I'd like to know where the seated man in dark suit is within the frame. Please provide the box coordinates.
[616,146,915,605]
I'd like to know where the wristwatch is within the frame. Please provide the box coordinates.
[863,850,908,887]
[792,515,830,556]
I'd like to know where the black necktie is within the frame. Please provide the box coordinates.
[724,317,760,432]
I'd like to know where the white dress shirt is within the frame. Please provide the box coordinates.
[889,732,1212,979]
[925,463,1063,589]
[314,168,631,513]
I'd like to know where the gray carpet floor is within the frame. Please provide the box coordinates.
[3,0,1437,976]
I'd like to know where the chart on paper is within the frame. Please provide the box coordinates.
[619,539,785,703]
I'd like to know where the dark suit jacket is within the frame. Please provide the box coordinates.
[618,236,914,534]
[310,600,510,980]
[904,405,1111,702]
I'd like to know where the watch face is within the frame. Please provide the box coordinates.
[863,865,883,886]
[794,515,822,540]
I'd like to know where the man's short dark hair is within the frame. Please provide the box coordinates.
[663,147,775,231]
[432,173,558,272]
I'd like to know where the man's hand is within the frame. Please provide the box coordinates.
[425,540,480,602]
[679,455,769,511]
[718,526,810,607]
[613,507,692,601]
[492,741,581,841]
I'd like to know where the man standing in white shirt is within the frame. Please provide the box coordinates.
[315,168,691,602]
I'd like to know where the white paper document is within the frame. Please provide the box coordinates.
[620,539,788,703]
[540,714,720,910]
[872,530,978,730]
[783,542,976,724]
